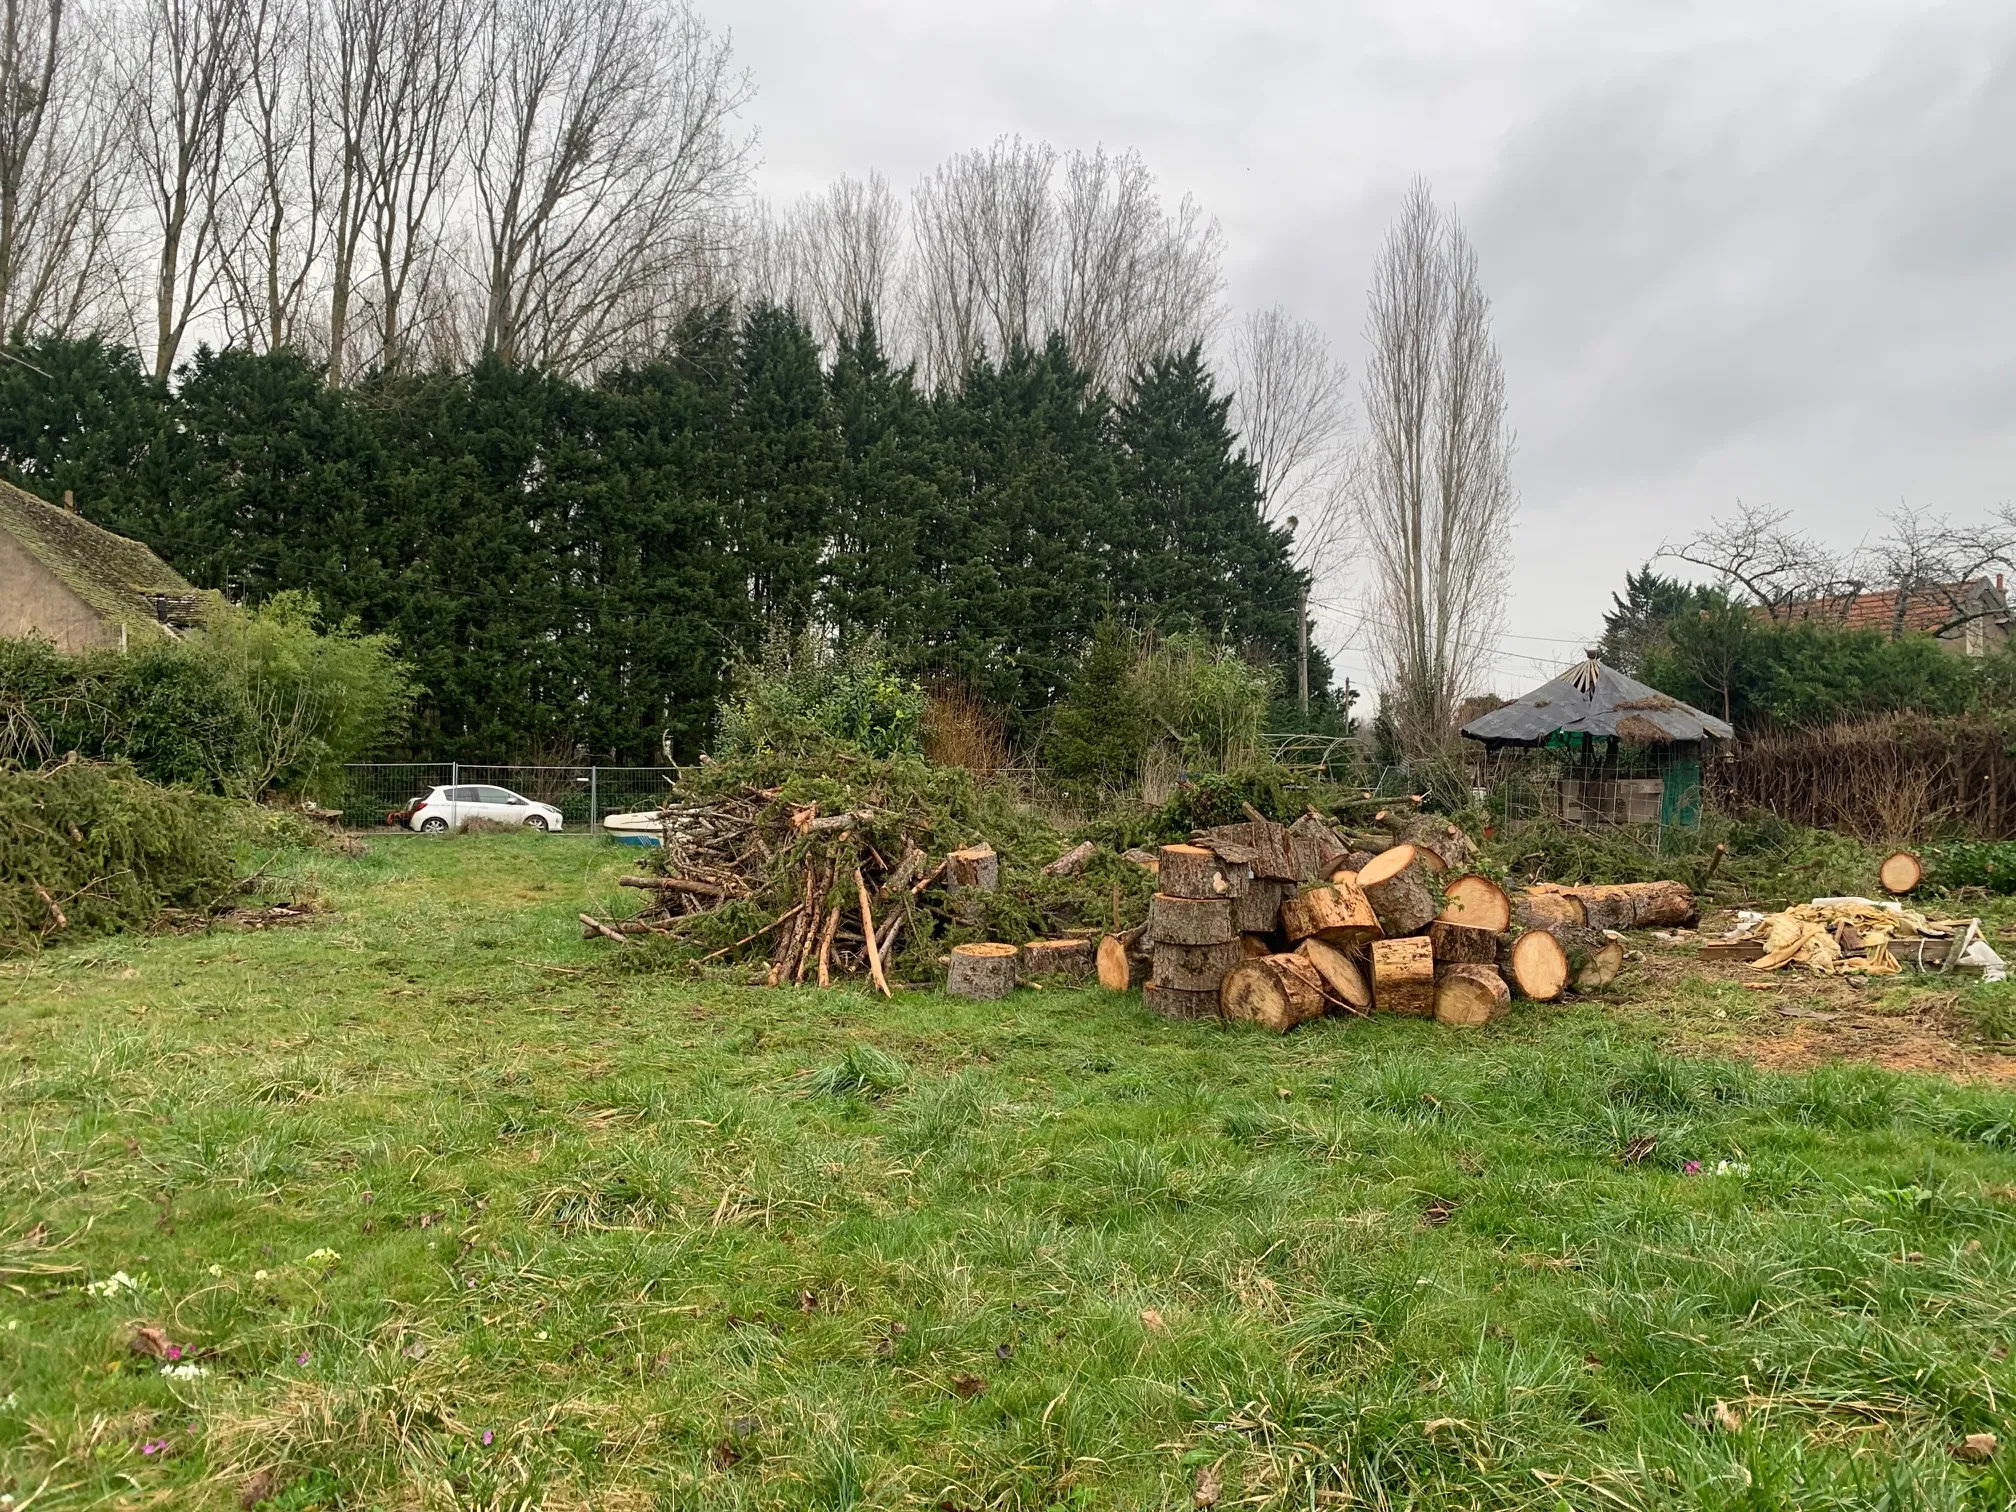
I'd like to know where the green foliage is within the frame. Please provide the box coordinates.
[1044,620,1152,794]
[1485,810,1877,905]
[715,629,925,760]
[1136,633,1276,774]
[1159,768,1294,832]
[1924,841,2016,895]
[1599,564,1711,676]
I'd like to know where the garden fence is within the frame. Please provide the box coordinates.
[338,764,683,831]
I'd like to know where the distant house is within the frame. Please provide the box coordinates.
[0,480,201,652]
[1776,576,2010,657]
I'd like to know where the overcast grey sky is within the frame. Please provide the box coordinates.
[711,0,2015,693]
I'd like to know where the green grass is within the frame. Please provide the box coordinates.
[2,835,2015,1510]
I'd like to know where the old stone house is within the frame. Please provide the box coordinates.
[0,480,200,652]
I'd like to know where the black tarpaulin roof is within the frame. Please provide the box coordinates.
[1460,657,1734,748]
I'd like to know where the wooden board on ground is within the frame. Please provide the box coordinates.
[1435,963,1510,1026]
[1427,920,1499,964]
[1879,851,1923,895]
[1358,844,1440,937]
[1146,893,1236,946]
[1220,952,1329,1033]
[1144,983,1220,1020]
[1698,938,1766,962]
[1279,880,1380,945]
[1370,936,1435,1017]
[1297,937,1372,1012]
[1439,873,1511,934]
[947,942,1018,999]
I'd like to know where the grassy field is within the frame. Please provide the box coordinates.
[3,833,2015,1511]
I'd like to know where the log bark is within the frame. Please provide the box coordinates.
[1096,934,1147,991]
[1233,877,1288,934]
[1279,880,1381,945]
[1357,845,1441,937]
[618,875,732,898]
[946,942,1018,999]
[1426,921,1500,964]
[1502,931,1569,1001]
[1158,844,1229,899]
[1435,963,1510,1026]
[1239,933,1274,959]
[1041,841,1097,878]
[1439,873,1511,934]
[1144,983,1221,1020]
[1370,936,1436,1017]
[1022,938,1095,980]
[1220,952,1329,1033]
[1546,880,1698,929]
[1196,820,1296,881]
[1297,937,1372,1012]
[1287,813,1349,881]
[1879,850,1923,895]
[1147,893,1236,945]
[1152,939,1241,993]
[1558,885,1637,933]
[1514,890,1587,930]
[947,844,1000,891]
[1393,815,1476,870]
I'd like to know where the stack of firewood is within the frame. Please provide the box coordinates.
[1091,808,1698,1033]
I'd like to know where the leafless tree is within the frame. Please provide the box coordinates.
[1230,305,1354,583]
[465,0,751,373]
[215,0,321,352]
[1661,501,1862,620]
[909,135,1057,387]
[1865,505,2016,642]
[0,0,122,335]
[763,170,902,353]
[1357,180,1516,759]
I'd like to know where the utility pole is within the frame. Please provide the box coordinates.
[1297,582,1310,719]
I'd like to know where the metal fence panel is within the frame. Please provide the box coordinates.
[339,763,685,831]
[336,763,454,826]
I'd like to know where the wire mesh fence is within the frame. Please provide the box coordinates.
[337,764,685,831]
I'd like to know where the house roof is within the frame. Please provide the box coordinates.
[0,478,196,635]
[1460,656,1734,748]
[1778,578,2007,637]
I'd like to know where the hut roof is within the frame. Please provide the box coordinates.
[1459,656,1733,748]
[0,479,196,636]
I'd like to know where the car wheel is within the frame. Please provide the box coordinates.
[524,815,549,831]
[419,816,449,834]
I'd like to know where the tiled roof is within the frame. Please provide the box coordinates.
[1778,580,2005,638]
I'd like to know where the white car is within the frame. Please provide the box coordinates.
[398,784,564,833]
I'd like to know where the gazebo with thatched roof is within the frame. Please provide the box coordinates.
[1459,654,1733,827]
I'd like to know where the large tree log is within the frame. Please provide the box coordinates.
[946,942,1018,999]
[1233,877,1288,934]
[1144,983,1221,1020]
[1435,963,1510,1026]
[1297,938,1372,1012]
[1357,844,1441,937]
[1158,844,1230,899]
[1370,936,1436,1017]
[947,844,1000,892]
[1520,923,1626,990]
[1514,890,1587,930]
[1148,893,1236,945]
[1879,850,1923,895]
[1501,931,1568,1001]
[1439,873,1511,934]
[1220,952,1329,1033]
[1531,881,1698,930]
[1022,938,1095,980]
[1392,815,1476,871]
[1426,920,1500,964]
[1280,880,1381,945]
[1287,813,1349,881]
[1096,933,1149,991]
[1041,841,1097,878]
[1152,939,1242,993]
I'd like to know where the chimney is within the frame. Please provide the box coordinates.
[62,489,74,513]
[1998,573,2005,593]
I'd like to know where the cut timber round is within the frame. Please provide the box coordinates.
[1147,893,1236,946]
[947,844,1000,892]
[1564,886,1638,933]
[1287,814,1349,881]
[947,942,1018,1000]
[1158,844,1228,900]
[1151,939,1242,993]
[1427,920,1500,964]
[1239,933,1274,959]
[1435,963,1510,1026]
[1022,938,1094,980]
[1233,877,1288,935]
[1357,844,1441,937]
[1439,873,1511,934]
[1144,983,1220,1021]
[1503,931,1569,1002]
[1220,953,1329,1033]
[1343,849,1379,876]
[1280,880,1381,945]
[1575,936,1627,991]
[1370,936,1436,1017]
[1397,815,1477,870]
[1095,934,1146,991]
[1514,889,1587,930]
[1297,937,1372,1012]
[1879,851,1923,895]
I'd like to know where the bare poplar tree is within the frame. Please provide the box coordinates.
[215,0,321,352]
[784,171,901,351]
[0,0,122,335]
[1230,305,1354,579]
[909,135,1057,386]
[1358,180,1515,759]
[465,0,751,373]
[119,0,251,377]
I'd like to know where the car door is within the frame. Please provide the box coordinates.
[478,786,527,824]
[448,786,482,828]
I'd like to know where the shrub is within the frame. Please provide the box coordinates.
[714,629,925,760]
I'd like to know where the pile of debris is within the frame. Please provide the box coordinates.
[1702,897,2004,979]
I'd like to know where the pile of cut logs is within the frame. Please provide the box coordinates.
[1055,811,1696,1032]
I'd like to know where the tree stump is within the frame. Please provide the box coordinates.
[1151,940,1241,993]
[1022,938,1094,980]
[947,844,1000,892]
[1233,878,1288,934]
[1220,952,1329,1033]
[1426,920,1499,964]
[1879,851,1923,896]
[1435,963,1510,1026]
[1158,844,1229,900]
[1096,933,1149,991]
[1439,873,1511,933]
[1297,937,1372,1012]
[1513,890,1586,930]
[1501,931,1568,1001]
[1357,845,1441,937]
[1148,894,1236,945]
[1370,936,1436,1017]
[1144,983,1221,1021]
[1279,880,1381,945]
[946,942,1018,999]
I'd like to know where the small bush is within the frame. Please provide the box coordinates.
[804,1043,912,1100]
[715,629,925,760]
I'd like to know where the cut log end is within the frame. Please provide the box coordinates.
[1435,963,1510,1026]
[1095,934,1146,991]
[1280,880,1381,945]
[1879,851,1923,896]
[1297,937,1372,1011]
[1357,844,1441,937]
[946,942,1018,1000]
[1439,873,1511,934]
[1220,953,1329,1033]
[1505,930,1569,1001]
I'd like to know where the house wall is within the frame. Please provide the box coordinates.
[0,527,120,652]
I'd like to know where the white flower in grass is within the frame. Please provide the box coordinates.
[159,1362,208,1379]
[207,1264,224,1278]
[85,1270,144,1298]
[1713,1160,1752,1178]
[303,1248,341,1266]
